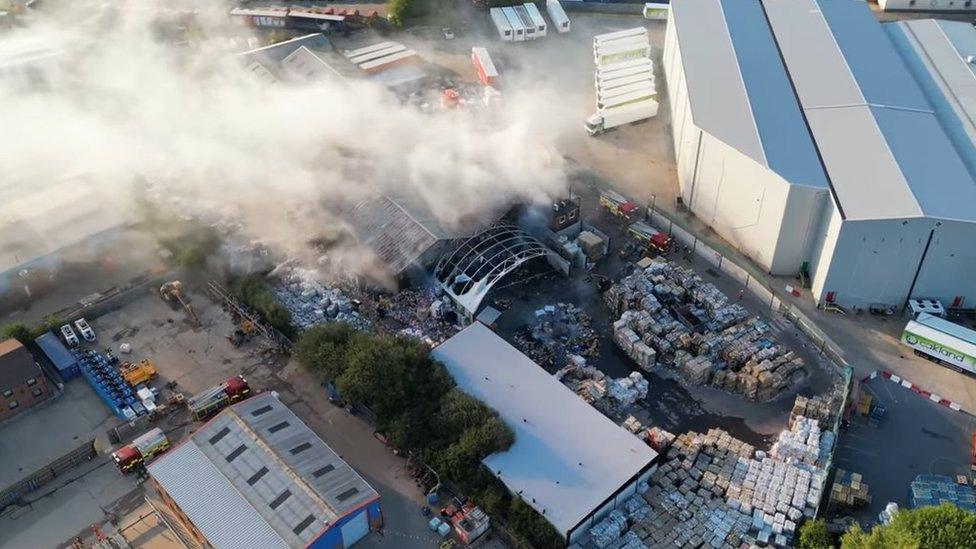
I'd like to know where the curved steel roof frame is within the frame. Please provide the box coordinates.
[435,225,550,315]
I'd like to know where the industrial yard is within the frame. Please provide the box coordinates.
[3,1,976,549]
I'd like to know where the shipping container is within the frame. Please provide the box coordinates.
[489,8,514,42]
[514,5,537,39]
[524,3,547,37]
[35,331,80,381]
[546,0,571,33]
[471,47,500,87]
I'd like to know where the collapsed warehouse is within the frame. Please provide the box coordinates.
[605,258,809,401]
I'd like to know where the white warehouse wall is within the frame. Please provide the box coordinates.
[812,216,932,308]
[912,219,976,309]
[663,16,821,276]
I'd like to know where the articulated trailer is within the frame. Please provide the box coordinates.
[489,8,514,41]
[546,0,570,33]
[901,313,976,375]
[586,98,658,136]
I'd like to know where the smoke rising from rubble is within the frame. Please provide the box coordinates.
[0,0,572,285]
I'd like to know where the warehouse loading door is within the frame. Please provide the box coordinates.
[340,509,370,546]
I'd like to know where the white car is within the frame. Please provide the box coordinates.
[74,318,96,342]
[60,324,80,347]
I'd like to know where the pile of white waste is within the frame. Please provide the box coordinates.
[770,415,835,467]
[607,372,650,407]
[271,265,370,331]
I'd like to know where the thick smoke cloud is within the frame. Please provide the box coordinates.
[0,0,570,285]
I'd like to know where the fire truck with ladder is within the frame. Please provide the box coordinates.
[186,375,252,421]
[599,189,638,219]
[112,427,171,473]
[628,220,674,254]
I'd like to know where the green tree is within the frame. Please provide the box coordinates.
[1,323,32,346]
[34,314,62,338]
[295,323,355,381]
[231,276,294,338]
[387,0,408,27]
[798,519,835,549]
[841,504,976,549]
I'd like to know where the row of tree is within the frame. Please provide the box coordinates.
[295,323,562,548]
[1,315,64,346]
[230,276,296,338]
[798,504,976,549]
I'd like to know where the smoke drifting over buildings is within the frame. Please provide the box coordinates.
[0,0,570,283]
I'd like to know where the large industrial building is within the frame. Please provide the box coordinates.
[431,323,658,544]
[664,0,976,310]
[147,393,382,549]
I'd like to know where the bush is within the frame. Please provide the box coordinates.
[841,503,976,549]
[231,276,295,338]
[1,323,33,346]
[798,520,835,549]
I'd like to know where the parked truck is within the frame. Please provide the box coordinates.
[587,97,659,135]
[187,375,252,421]
[628,221,674,253]
[901,313,976,375]
[599,189,638,219]
[112,427,170,473]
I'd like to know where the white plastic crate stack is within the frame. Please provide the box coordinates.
[586,27,658,136]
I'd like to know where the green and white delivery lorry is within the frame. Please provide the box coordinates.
[901,313,976,375]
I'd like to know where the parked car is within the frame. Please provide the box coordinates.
[74,318,96,342]
[60,324,80,347]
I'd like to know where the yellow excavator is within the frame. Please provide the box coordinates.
[160,280,200,326]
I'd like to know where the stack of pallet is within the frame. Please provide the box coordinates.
[909,474,976,511]
[605,258,807,401]
[828,469,871,511]
[791,394,836,429]
[771,416,827,466]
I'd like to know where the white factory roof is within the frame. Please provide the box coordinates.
[669,0,829,190]
[430,323,657,538]
[148,393,378,549]
[671,0,976,222]
[886,19,976,186]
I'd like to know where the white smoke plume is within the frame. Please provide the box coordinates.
[0,0,571,286]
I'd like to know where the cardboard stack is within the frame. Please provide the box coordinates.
[829,469,871,511]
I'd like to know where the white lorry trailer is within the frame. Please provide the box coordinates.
[594,38,651,65]
[593,27,647,47]
[502,6,526,41]
[546,0,570,33]
[524,2,547,37]
[490,8,514,41]
[585,99,658,136]
[901,313,976,375]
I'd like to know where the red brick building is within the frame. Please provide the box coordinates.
[0,339,50,421]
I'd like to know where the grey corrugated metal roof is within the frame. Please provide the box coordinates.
[670,0,828,188]
[762,0,976,221]
[148,442,290,549]
[430,323,657,537]
[148,393,378,548]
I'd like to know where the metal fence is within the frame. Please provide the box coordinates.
[645,207,853,518]
[0,439,97,512]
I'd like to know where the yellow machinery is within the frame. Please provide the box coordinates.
[160,280,201,326]
[120,359,157,387]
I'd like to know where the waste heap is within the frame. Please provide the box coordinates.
[605,258,806,401]
[379,288,461,346]
[514,303,599,369]
[556,358,649,418]
[272,266,370,331]
[609,425,827,548]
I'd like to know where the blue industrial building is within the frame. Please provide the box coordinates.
[148,393,382,549]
